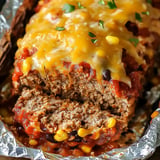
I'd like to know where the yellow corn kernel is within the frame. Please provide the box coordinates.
[107,118,116,128]
[54,129,68,142]
[77,128,92,137]
[22,58,32,74]
[96,49,106,57]
[90,131,100,140]
[80,145,92,153]
[106,36,119,45]
[151,111,159,119]
[29,139,38,146]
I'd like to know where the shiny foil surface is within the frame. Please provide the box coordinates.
[0,1,160,160]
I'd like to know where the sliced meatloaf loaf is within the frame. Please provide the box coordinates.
[11,0,160,156]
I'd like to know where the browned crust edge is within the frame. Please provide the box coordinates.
[0,0,39,77]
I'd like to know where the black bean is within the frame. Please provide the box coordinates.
[125,21,138,36]
[69,131,82,142]
[46,133,57,143]
[17,126,25,135]
[74,135,82,142]
[15,123,25,135]
[81,120,85,125]
[69,131,77,136]
[102,69,111,81]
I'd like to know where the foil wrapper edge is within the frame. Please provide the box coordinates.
[0,1,160,160]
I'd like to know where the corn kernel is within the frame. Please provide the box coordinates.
[29,139,38,146]
[22,58,32,74]
[80,145,92,153]
[151,111,159,119]
[54,129,68,142]
[96,49,106,57]
[90,131,100,140]
[106,36,119,45]
[107,118,116,128]
[77,128,92,137]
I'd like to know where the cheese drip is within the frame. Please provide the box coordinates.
[15,0,158,86]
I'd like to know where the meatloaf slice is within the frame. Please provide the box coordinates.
[13,88,125,136]
[13,87,125,156]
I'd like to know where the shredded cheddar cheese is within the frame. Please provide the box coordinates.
[15,0,160,86]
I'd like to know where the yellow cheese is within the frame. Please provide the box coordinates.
[15,0,160,86]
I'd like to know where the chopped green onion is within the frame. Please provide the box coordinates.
[63,3,75,13]
[142,11,150,15]
[88,32,96,38]
[91,39,98,44]
[99,20,104,28]
[55,27,65,31]
[107,0,117,9]
[135,12,142,22]
[147,0,152,4]
[98,0,105,5]
[129,38,139,47]
[77,2,85,9]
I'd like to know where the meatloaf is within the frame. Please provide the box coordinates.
[10,0,160,157]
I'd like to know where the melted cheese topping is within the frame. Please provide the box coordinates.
[15,0,160,86]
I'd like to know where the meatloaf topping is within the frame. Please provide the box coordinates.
[13,0,160,86]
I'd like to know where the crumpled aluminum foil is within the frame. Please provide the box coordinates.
[0,0,22,38]
[0,1,160,160]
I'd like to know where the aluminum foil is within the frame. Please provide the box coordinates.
[0,1,160,160]
[0,0,23,38]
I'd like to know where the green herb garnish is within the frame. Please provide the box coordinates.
[91,39,98,44]
[63,3,75,13]
[88,32,96,38]
[107,0,117,9]
[77,2,85,9]
[129,38,139,47]
[147,0,152,4]
[98,0,105,5]
[135,12,142,22]
[142,11,150,15]
[55,27,65,31]
[99,20,104,28]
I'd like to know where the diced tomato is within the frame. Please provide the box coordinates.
[12,61,23,82]
[63,61,71,69]
[20,47,37,60]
